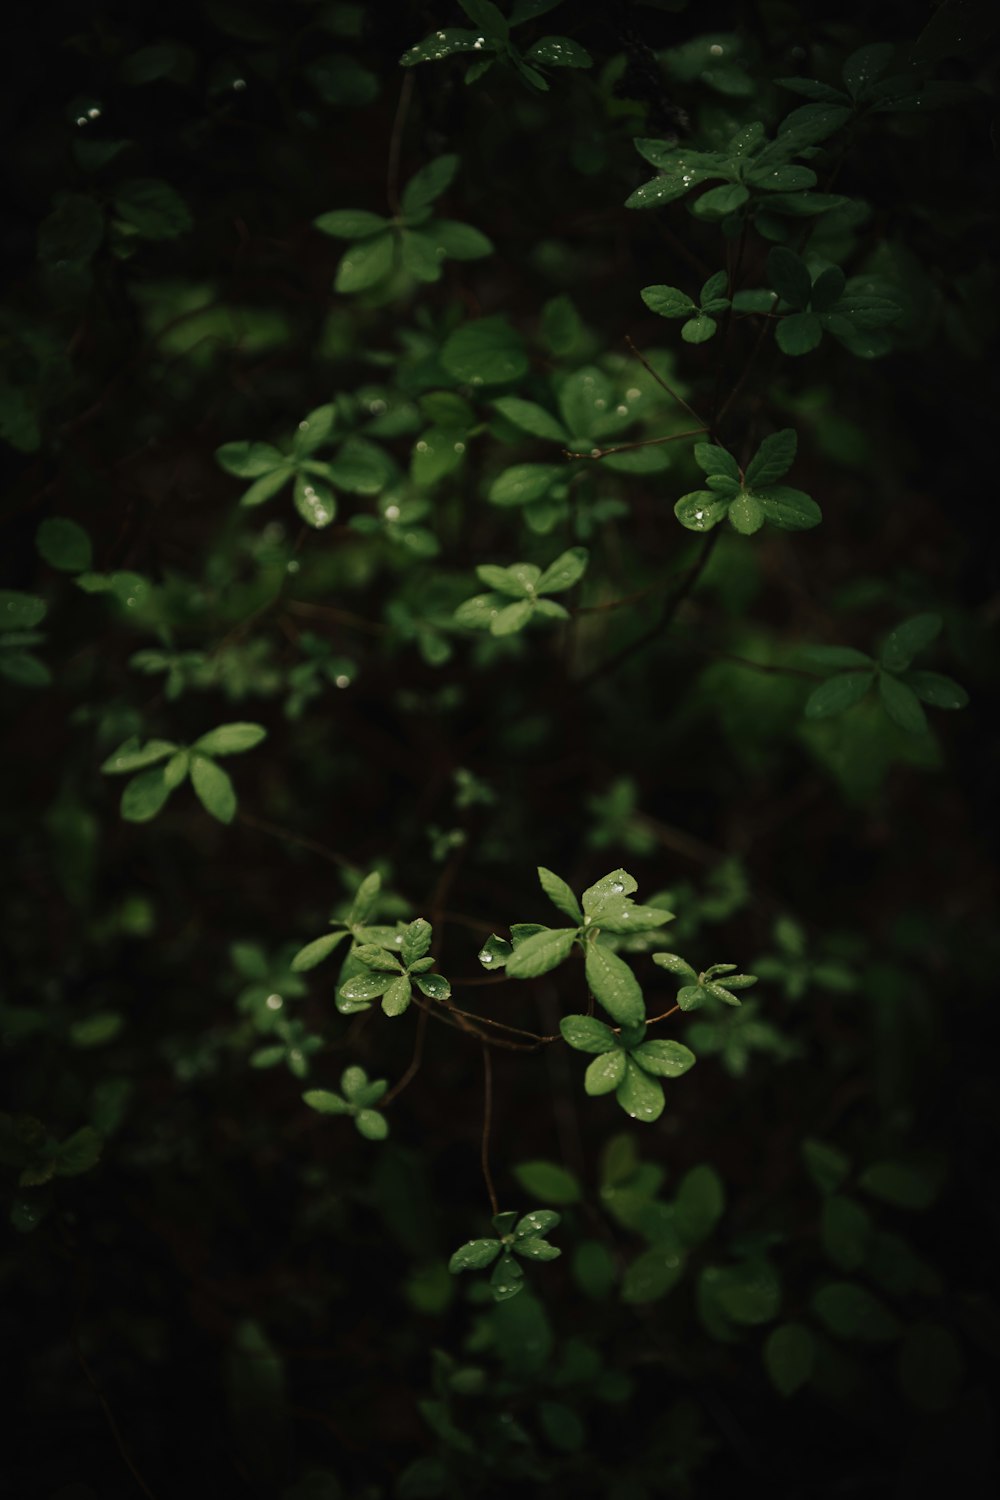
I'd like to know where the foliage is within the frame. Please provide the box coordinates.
[1,1,997,1496]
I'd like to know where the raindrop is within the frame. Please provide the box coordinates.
[286,560,300,573]
[615,404,627,416]
[265,994,283,1011]
[232,78,247,91]
[611,880,625,893]
[626,388,641,401]
[453,441,465,453]
[709,43,724,57]
[415,440,429,453]
[590,447,602,458]
[479,950,494,964]
[384,503,401,520]
[368,397,386,415]
[334,674,351,689]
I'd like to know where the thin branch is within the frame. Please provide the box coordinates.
[236,809,353,869]
[387,73,415,217]
[285,600,390,635]
[646,1002,681,1026]
[73,1339,158,1500]
[577,530,721,688]
[481,1044,499,1217]
[567,426,706,462]
[624,336,709,429]
[382,1006,428,1106]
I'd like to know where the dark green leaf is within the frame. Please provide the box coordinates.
[615,1058,664,1122]
[805,672,874,718]
[880,614,942,671]
[641,285,697,318]
[441,317,529,385]
[767,248,812,309]
[559,1014,617,1053]
[537,866,583,923]
[507,927,577,979]
[879,673,929,735]
[37,518,92,572]
[764,1322,816,1396]
[631,1039,696,1078]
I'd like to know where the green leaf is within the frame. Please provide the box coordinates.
[401,918,432,967]
[215,440,286,478]
[773,103,851,152]
[289,930,347,978]
[426,219,493,259]
[811,1281,901,1342]
[414,971,451,1002]
[352,944,404,972]
[537,866,583,923]
[745,163,818,191]
[0,590,47,630]
[313,209,389,239]
[621,1244,685,1304]
[757,486,822,530]
[334,233,395,293]
[694,443,740,481]
[114,178,192,239]
[339,971,393,1003]
[489,1255,524,1300]
[511,1161,579,1207]
[585,1050,628,1095]
[767,247,812,309]
[349,872,381,926]
[54,1126,103,1177]
[488,463,562,507]
[631,1040,696,1078]
[615,1058,665,1122]
[821,1195,871,1271]
[681,315,717,344]
[652,952,698,980]
[493,396,568,443]
[804,672,874,718]
[449,1239,501,1273]
[239,467,295,508]
[477,934,513,968]
[674,492,729,532]
[858,1161,942,1210]
[692,183,749,217]
[441,317,529,386]
[491,599,535,635]
[192,723,266,757]
[536,548,588,595]
[294,474,338,528]
[38,193,104,267]
[584,942,645,1027]
[764,1323,816,1396]
[745,429,797,488]
[801,645,875,670]
[811,265,847,312]
[36,518,92,572]
[879,673,929,735]
[879,613,942,671]
[400,29,481,68]
[573,1240,617,1299]
[559,1014,617,1053]
[842,42,894,98]
[121,767,173,822]
[802,1138,851,1195]
[101,738,177,775]
[540,294,583,356]
[526,36,591,69]
[402,155,459,217]
[641,285,697,318]
[728,491,764,535]
[675,1164,725,1243]
[380,976,412,1016]
[677,984,707,1010]
[558,365,614,440]
[302,1089,350,1115]
[901,671,968,710]
[777,312,823,355]
[506,927,578,979]
[356,1110,389,1140]
[712,1258,781,1324]
[189,756,236,823]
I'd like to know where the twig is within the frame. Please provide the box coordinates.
[387,74,415,217]
[646,1002,681,1026]
[73,1339,158,1500]
[624,336,709,429]
[577,530,721,688]
[236,809,353,869]
[568,426,707,461]
[382,1006,428,1106]
[481,1044,499,1217]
